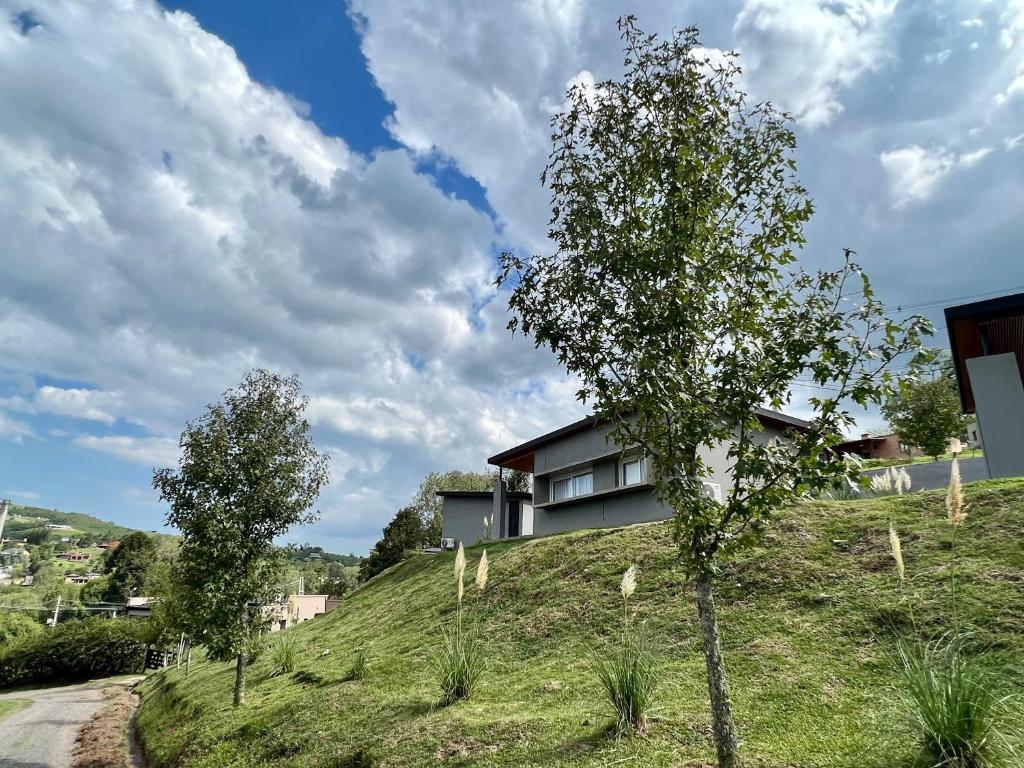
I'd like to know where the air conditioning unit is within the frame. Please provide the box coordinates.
[701,482,723,504]
[440,537,456,550]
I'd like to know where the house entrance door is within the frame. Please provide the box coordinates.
[507,500,520,538]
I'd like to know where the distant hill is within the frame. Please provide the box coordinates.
[4,503,139,542]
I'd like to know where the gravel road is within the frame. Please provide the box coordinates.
[0,678,141,768]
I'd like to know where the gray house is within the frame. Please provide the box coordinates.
[439,408,809,548]
[946,291,1024,478]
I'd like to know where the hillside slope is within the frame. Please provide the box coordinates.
[136,479,1024,768]
[4,503,138,541]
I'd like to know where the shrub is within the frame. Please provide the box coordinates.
[0,617,145,688]
[431,545,488,705]
[0,612,44,647]
[593,565,656,733]
[270,632,302,675]
[895,633,1019,767]
[344,649,368,681]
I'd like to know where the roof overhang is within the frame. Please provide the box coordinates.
[945,292,1024,414]
[487,408,811,472]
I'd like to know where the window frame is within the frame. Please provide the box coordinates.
[550,468,594,502]
[620,455,645,486]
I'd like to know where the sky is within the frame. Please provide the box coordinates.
[1,0,1023,554]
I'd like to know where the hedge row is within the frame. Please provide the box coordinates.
[0,617,145,688]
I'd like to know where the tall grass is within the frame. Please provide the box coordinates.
[432,544,488,705]
[886,463,1021,767]
[593,565,656,734]
[895,633,1018,768]
[270,632,301,675]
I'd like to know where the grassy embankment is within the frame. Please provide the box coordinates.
[137,479,1024,767]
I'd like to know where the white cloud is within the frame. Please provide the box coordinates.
[879,144,992,207]
[925,49,952,65]
[0,412,34,442]
[5,489,41,501]
[960,18,984,29]
[73,435,180,467]
[733,0,897,127]
[1005,133,1024,150]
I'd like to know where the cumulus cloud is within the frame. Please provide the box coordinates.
[733,0,897,127]
[73,435,181,467]
[0,0,579,551]
[879,144,992,207]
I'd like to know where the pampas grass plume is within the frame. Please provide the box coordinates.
[475,549,489,593]
[620,565,637,601]
[455,543,466,603]
[946,459,966,526]
[889,524,906,582]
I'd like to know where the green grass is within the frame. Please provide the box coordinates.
[135,479,1024,768]
[0,698,30,722]
[862,449,984,469]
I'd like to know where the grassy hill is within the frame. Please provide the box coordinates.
[136,479,1024,768]
[4,503,138,542]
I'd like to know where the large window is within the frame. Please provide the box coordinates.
[552,470,593,501]
[621,457,645,486]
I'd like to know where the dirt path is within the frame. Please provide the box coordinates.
[0,677,143,768]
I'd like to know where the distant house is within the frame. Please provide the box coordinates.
[265,593,337,632]
[440,408,809,548]
[58,551,90,562]
[45,524,74,531]
[125,596,155,619]
[946,292,1024,478]
[97,540,120,550]
[64,572,101,585]
[20,574,34,587]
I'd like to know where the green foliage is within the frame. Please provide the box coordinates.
[104,531,159,601]
[0,617,144,688]
[593,631,657,734]
[270,632,302,676]
[359,506,427,582]
[153,369,329,670]
[23,527,51,545]
[895,634,1020,767]
[344,649,368,682]
[0,611,44,647]
[884,366,969,459]
[432,619,485,706]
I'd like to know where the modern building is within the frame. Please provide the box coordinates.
[265,593,338,632]
[946,292,1024,478]
[439,408,809,548]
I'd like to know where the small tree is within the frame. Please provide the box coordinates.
[153,369,329,706]
[359,506,426,581]
[883,360,968,460]
[500,19,929,767]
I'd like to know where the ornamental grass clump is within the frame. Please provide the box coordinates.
[885,466,1022,767]
[593,565,657,734]
[433,544,487,705]
[270,632,301,676]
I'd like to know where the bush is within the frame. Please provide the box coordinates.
[344,649,368,681]
[0,617,145,688]
[593,630,657,734]
[270,632,301,675]
[0,612,44,647]
[432,622,484,705]
[896,633,1020,767]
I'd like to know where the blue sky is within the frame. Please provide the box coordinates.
[2,0,1023,553]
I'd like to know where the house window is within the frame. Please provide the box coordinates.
[552,470,593,501]
[621,457,644,486]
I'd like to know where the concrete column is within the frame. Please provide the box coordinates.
[966,353,1024,478]
[0,499,9,544]
[491,480,506,540]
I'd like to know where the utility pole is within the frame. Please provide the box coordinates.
[0,498,10,548]
[51,593,61,630]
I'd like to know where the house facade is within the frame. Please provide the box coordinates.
[439,409,808,547]
[265,593,339,632]
[946,292,1024,478]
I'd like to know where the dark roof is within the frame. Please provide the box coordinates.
[487,407,811,471]
[435,490,532,500]
[945,292,1024,413]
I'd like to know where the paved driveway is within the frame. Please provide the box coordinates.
[867,456,989,491]
[0,678,141,768]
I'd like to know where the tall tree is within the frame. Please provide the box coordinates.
[103,531,157,601]
[359,505,426,581]
[883,358,968,459]
[500,19,929,767]
[154,370,329,706]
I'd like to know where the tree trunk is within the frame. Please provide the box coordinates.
[233,653,247,707]
[696,572,741,768]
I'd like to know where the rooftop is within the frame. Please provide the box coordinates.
[945,291,1024,413]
